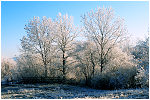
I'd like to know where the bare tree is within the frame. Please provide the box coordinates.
[82,7,127,72]
[55,13,78,81]
[21,16,56,78]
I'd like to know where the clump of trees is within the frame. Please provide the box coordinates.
[19,14,78,83]
[1,7,149,89]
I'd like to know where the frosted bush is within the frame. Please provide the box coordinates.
[135,67,149,88]
[90,47,137,89]
[1,57,17,82]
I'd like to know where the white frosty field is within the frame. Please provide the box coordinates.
[1,84,149,99]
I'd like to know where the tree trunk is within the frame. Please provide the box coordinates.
[85,75,88,85]
[91,53,95,77]
[100,54,104,72]
[100,45,104,72]
[44,63,47,78]
[85,76,91,86]
[62,51,66,81]
[92,65,95,77]
[101,65,102,72]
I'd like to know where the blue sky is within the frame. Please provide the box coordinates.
[1,1,149,58]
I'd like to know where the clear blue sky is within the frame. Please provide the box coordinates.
[1,1,149,58]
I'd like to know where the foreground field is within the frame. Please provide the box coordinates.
[1,84,149,99]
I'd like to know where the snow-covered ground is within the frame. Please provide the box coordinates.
[1,84,149,99]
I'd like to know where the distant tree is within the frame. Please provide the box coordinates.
[81,7,127,72]
[21,16,56,78]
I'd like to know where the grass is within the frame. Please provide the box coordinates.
[1,83,149,99]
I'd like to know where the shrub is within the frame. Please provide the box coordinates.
[91,66,137,90]
[135,67,149,88]
[1,58,17,83]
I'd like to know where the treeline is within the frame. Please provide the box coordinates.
[1,7,149,90]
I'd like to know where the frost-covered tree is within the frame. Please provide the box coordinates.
[132,37,149,70]
[79,7,138,89]
[21,16,56,78]
[55,13,78,81]
[82,7,127,72]
[131,37,149,88]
